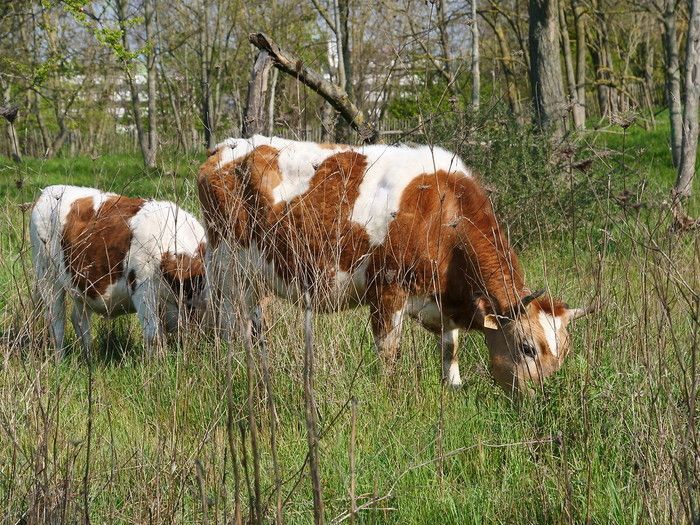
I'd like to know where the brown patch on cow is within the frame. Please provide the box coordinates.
[267,151,370,289]
[198,146,282,249]
[62,195,145,298]
[531,295,568,317]
[160,244,206,304]
[368,171,524,329]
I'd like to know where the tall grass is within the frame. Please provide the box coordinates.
[0,114,698,523]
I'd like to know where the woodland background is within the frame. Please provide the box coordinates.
[0,1,699,524]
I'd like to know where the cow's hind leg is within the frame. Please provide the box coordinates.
[369,286,407,371]
[439,328,462,388]
[37,282,66,359]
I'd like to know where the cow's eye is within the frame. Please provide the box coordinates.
[520,342,537,358]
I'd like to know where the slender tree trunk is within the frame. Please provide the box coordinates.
[200,0,215,148]
[663,0,683,167]
[162,63,187,151]
[143,0,158,168]
[529,0,567,139]
[267,67,279,135]
[242,51,273,137]
[436,0,458,97]
[471,0,481,110]
[1,96,21,162]
[339,0,352,100]
[676,0,700,198]
[117,0,147,164]
[560,0,584,128]
[486,13,522,115]
[334,0,352,141]
[572,0,586,127]
[642,27,657,128]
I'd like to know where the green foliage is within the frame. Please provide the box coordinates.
[53,0,141,64]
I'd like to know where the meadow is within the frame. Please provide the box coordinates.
[0,117,698,524]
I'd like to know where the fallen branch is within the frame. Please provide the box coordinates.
[249,32,378,144]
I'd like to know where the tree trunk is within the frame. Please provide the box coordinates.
[436,0,458,97]
[560,0,584,128]
[200,0,215,149]
[662,0,683,167]
[267,67,279,135]
[143,0,158,168]
[676,0,700,198]
[1,100,21,162]
[471,0,481,110]
[117,0,147,163]
[529,0,567,139]
[572,0,586,127]
[334,0,352,141]
[485,12,522,115]
[339,0,352,101]
[242,51,273,138]
[642,26,657,128]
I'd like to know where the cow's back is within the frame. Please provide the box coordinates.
[198,138,475,308]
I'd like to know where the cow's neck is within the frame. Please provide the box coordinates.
[459,203,525,317]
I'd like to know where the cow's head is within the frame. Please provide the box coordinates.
[160,244,208,315]
[478,290,597,395]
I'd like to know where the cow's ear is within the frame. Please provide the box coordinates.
[483,314,511,330]
[483,314,499,330]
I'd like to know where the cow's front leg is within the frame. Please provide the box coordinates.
[439,328,462,388]
[133,279,163,355]
[369,286,407,371]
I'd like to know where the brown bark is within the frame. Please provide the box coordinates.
[249,32,378,143]
[529,0,567,139]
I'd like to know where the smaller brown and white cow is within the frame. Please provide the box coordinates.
[30,185,207,357]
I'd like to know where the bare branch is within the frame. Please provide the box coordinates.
[248,32,378,144]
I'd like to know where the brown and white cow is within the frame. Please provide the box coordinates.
[30,185,206,357]
[198,135,593,394]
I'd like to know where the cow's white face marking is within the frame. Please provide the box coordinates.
[538,311,562,357]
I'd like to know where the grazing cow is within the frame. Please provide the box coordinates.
[30,185,206,357]
[199,135,593,394]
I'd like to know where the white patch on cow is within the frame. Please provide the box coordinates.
[538,311,562,357]
[217,146,236,169]
[272,138,348,204]
[351,144,471,246]
[376,309,405,354]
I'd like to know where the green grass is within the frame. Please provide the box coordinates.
[0,118,698,523]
